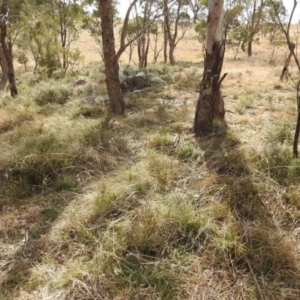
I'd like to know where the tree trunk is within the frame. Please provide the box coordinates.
[144,28,150,68]
[163,22,168,63]
[194,0,225,136]
[247,40,252,57]
[0,1,17,97]
[0,45,8,91]
[169,43,176,65]
[99,0,124,115]
[280,43,295,81]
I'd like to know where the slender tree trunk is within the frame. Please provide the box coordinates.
[164,0,176,65]
[99,0,125,115]
[293,82,300,157]
[163,22,168,63]
[194,0,225,136]
[144,28,150,67]
[247,0,265,57]
[247,40,252,57]
[169,42,176,65]
[270,0,300,156]
[0,45,8,91]
[0,1,17,97]
[280,43,295,81]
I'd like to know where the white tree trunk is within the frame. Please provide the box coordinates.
[206,0,224,54]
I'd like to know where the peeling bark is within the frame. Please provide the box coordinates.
[194,0,225,136]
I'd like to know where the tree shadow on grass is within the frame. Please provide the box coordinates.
[0,187,78,298]
[196,126,300,299]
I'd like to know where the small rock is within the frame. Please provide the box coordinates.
[148,74,166,86]
[123,69,138,76]
[134,72,148,90]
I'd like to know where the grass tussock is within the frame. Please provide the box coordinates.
[0,109,34,133]
[34,84,72,106]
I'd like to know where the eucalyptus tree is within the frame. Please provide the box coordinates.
[132,0,157,68]
[188,0,206,23]
[194,0,226,135]
[84,0,119,61]
[99,0,125,114]
[149,22,164,62]
[99,0,157,114]
[240,0,266,56]
[223,0,244,59]
[162,0,190,65]
[16,0,86,78]
[52,0,86,73]
[262,0,287,43]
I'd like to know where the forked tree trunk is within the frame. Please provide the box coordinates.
[99,0,125,115]
[280,43,295,81]
[0,1,17,97]
[194,0,225,135]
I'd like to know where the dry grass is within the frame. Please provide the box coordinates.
[1,25,300,300]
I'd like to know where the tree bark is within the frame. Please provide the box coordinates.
[247,39,252,57]
[293,82,300,157]
[194,0,225,136]
[0,1,17,97]
[169,42,176,65]
[163,16,168,63]
[99,0,124,115]
[0,45,8,91]
[280,43,295,81]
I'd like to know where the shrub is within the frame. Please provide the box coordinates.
[34,85,72,106]
[287,159,300,179]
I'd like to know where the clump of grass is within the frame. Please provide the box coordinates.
[174,68,201,89]
[2,132,80,198]
[243,225,300,298]
[82,82,106,96]
[285,185,300,209]
[256,144,291,182]
[0,116,124,199]
[175,143,200,162]
[273,82,283,89]
[72,103,106,119]
[34,84,72,106]
[147,133,174,154]
[147,152,182,190]
[287,159,300,179]
[235,94,255,113]
[83,118,131,159]
[0,110,34,133]
[133,179,153,196]
[268,120,292,144]
[265,94,275,110]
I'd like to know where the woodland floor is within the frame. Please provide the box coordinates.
[0,25,300,299]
